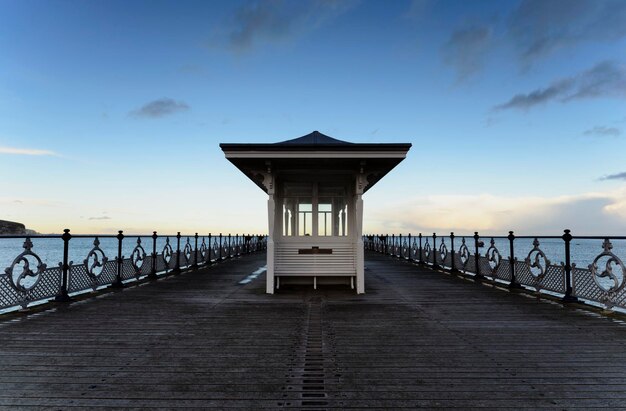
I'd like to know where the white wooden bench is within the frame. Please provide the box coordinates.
[274,242,356,289]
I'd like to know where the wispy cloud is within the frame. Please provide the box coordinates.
[223,0,359,51]
[0,146,57,156]
[584,126,621,137]
[404,0,433,20]
[494,60,626,111]
[600,172,626,181]
[130,98,190,119]
[441,26,491,81]
[509,0,626,67]
[88,216,111,221]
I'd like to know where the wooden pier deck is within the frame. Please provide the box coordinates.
[1,252,626,409]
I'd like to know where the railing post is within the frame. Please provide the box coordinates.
[450,232,457,273]
[208,233,213,264]
[398,234,403,258]
[508,231,521,289]
[55,229,72,302]
[418,233,423,264]
[433,233,438,269]
[219,233,223,260]
[112,230,124,288]
[474,231,483,280]
[174,232,181,274]
[407,233,412,262]
[193,233,199,269]
[228,234,232,258]
[149,231,158,279]
[562,229,579,303]
[385,234,389,255]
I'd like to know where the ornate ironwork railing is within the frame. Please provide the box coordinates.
[364,231,626,312]
[1,230,267,313]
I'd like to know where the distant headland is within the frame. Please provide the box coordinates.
[0,220,38,236]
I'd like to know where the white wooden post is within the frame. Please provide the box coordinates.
[355,193,365,294]
[266,195,275,294]
[265,171,276,294]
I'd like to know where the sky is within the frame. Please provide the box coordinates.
[0,0,625,236]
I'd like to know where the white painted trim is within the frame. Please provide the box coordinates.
[223,151,408,159]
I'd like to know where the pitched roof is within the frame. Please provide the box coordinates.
[275,130,352,146]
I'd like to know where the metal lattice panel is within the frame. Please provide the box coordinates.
[68,260,117,293]
[541,264,566,293]
[515,260,565,293]
[121,258,136,281]
[493,260,512,281]
[442,251,452,269]
[464,256,477,275]
[24,266,62,306]
[0,266,61,309]
[614,289,626,309]
[139,255,153,277]
[573,266,626,309]
[155,254,167,274]
[453,252,464,272]
[410,240,418,260]
[0,274,24,309]
[573,267,604,303]
[478,256,494,278]
[515,260,536,288]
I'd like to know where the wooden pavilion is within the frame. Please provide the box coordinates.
[220,131,411,294]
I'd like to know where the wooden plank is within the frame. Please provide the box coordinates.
[0,251,625,409]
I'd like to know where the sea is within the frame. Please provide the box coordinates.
[0,234,208,270]
[1,234,625,272]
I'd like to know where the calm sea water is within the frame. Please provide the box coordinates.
[0,235,209,270]
[381,235,626,270]
[1,235,625,271]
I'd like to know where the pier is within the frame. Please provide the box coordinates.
[1,249,626,409]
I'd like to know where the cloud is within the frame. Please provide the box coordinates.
[130,98,190,118]
[494,60,626,110]
[600,172,626,181]
[404,0,434,20]
[88,216,111,221]
[0,146,57,156]
[225,0,358,51]
[584,126,621,137]
[509,0,626,66]
[366,189,626,236]
[441,26,491,81]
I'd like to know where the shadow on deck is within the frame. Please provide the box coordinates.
[1,252,626,409]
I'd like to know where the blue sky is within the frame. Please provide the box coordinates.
[1,0,625,235]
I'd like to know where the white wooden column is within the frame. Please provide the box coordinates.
[264,171,276,294]
[354,167,371,295]
[355,193,365,294]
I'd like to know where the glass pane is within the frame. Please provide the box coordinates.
[298,198,312,236]
[318,199,333,236]
[299,212,312,236]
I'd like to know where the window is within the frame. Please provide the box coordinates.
[298,200,312,236]
[282,182,349,237]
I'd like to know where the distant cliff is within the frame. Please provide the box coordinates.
[0,220,37,235]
